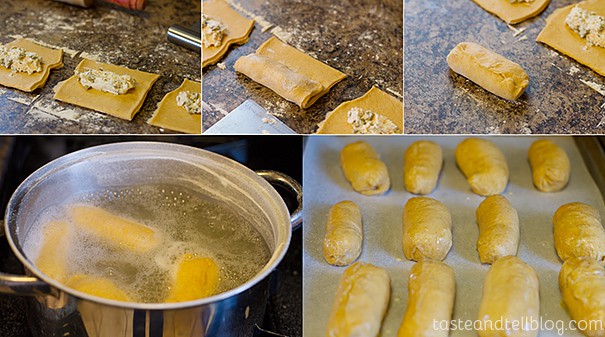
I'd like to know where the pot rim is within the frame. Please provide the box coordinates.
[4,141,293,310]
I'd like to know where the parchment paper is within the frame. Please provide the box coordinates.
[302,136,605,337]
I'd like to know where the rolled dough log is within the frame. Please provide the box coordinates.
[397,260,455,337]
[476,195,520,264]
[323,200,363,267]
[236,37,346,109]
[559,257,605,337]
[553,202,605,262]
[455,138,509,196]
[326,261,390,337]
[402,196,452,261]
[478,256,540,337]
[0,39,63,92]
[528,139,570,192]
[35,221,72,283]
[537,0,605,77]
[340,141,390,196]
[470,0,550,24]
[447,42,529,101]
[404,140,443,195]
[148,79,201,134]
[234,54,324,108]
[53,58,160,121]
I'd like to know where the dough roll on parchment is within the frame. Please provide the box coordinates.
[528,140,570,192]
[404,140,443,195]
[446,42,529,100]
[455,138,509,196]
[553,202,605,262]
[234,53,324,109]
[340,141,390,196]
[323,200,363,266]
[559,257,605,337]
[397,260,455,337]
[478,256,540,337]
[476,195,520,264]
[327,261,390,337]
[402,197,452,261]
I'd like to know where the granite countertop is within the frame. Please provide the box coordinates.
[0,0,200,134]
[202,0,403,134]
[405,0,605,134]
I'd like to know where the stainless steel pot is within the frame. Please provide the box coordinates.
[0,142,302,337]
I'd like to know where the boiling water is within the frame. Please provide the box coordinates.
[23,184,272,303]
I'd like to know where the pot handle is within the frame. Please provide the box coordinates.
[0,221,57,297]
[256,170,302,231]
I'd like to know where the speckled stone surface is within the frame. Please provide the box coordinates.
[405,0,605,134]
[202,0,403,134]
[0,0,200,134]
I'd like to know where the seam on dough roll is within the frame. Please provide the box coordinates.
[327,261,391,337]
[553,202,605,262]
[404,140,443,195]
[476,195,520,264]
[559,257,605,337]
[447,42,529,100]
[478,256,539,337]
[398,260,455,337]
[339,141,390,196]
[323,200,363,266]
[528,140,570,192]
[455,138,509,196]
[234,53,324,109]
[402,197,452,261]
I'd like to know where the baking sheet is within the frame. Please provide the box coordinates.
[302,136,605,337]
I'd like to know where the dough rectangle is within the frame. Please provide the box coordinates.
[148,79,201,134]
[53,58,160,121]
[536,0,605,77]
[0,39,63,92]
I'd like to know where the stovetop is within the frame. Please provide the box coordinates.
[0,136,302,337]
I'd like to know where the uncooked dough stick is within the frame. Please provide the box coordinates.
[476,195,520,264]
[478,256,540,337]
[455,138,509,196]
[340,141,390,196]
[470,0,550,24]
[559,257,605,337]
[402,197,452,261]
[326,261,390,337]
[528,140,570,192]
[323,200,363,267]
[447,42,529,101]
[397,260,455,337]
[234,54,324,109]
[404,140,443,195]
[553,202,605,262]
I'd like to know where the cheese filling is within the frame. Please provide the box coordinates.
[77,68,136,95]
[0,46,42,74]
[176,91,201,114]
[202,14,225,48]
[566,6,605,48]
[347,107,399,134]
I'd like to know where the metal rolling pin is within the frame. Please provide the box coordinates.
[167,22,201,54]
[52,0,146,10]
